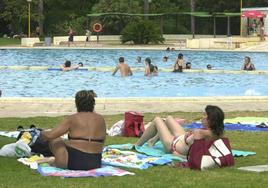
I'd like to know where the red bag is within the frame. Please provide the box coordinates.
[187,138,234,170]
[123,111,145,137]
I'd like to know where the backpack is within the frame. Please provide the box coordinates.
[123,111,145,137]
[16,127,53,157]
[186,138,234,170]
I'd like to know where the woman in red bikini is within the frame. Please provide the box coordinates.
[135,105,225,158]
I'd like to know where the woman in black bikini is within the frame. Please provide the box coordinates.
[39,90,106,170]
[241,56,256,71]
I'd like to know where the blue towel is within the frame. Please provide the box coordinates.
[185,122,268,132]
[108,142,256,160]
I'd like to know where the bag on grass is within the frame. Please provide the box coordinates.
[16,126,53,157]
[187,138,234,170]
[123,111,145,137]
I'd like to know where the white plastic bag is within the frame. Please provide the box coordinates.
[107,120,125,136]
[0,140,31,158]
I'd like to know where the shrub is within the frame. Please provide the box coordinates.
[121,20,164,44]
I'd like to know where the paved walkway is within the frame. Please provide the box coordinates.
[1,96,268,117]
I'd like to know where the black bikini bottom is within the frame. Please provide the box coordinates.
[66,146,102,170]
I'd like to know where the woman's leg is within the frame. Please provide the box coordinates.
[147,133,159,146]
[153,117,175,152]
[49,138,68,168]
[165,116,186,137]
[135,121,158,146]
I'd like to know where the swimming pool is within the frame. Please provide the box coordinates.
[0,49,268,98]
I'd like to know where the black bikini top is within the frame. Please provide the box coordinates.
[68,134,104,143]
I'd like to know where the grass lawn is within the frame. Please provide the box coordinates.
[0,111,268,188]
[0,38,20,46]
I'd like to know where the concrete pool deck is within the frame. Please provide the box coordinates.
[1,96,268,117]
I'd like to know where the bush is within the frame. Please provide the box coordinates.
[121,20,164,44]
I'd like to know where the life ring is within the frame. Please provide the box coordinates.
[93,23,103,33]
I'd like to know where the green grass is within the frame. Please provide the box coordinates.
[0,38,20,46]
[0,111,268,188]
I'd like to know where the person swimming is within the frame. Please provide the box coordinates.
[61,60,82,71]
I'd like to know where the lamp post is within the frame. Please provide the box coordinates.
[27,0,32,38]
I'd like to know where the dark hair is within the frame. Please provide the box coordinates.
[145,57,151,65]
[75,90,97,112]
[65,60,71,67]
[178,53,183,59]
[245,56,251,62]
[207,64,212,69]
[78,62,83,67]
[119,57,124,63]
[205,105,224,137]
[186,62,191,69]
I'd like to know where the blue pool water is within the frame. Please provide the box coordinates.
[0,49,268,98]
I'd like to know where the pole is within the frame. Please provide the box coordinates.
[240,0,243,36]
[191,0,195,39]
[28,2,31,37]
[144,0,149,20]
[213,16,216,38]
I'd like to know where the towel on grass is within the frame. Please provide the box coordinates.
[185,122,268,132]
[224,117,268,126]
[238,165,268,172]
[102,148,172,169]
[0,131,19,139]
[38,164,134,178]
[18,155,134,177]
[108,142,256,158]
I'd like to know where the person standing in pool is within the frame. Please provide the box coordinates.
[144,57,158,76]
[112,57,133,77]
[173,53,185,72]
[241,56,255,71]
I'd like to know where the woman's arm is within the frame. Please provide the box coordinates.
[192,129,212,140]
[40,117,71,141]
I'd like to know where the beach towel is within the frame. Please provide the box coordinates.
[102,148,172,169]
[108,142,256,159]
[185,122,268,132]
[18,155,134,177]
[38,164,134,178]
[238,165,268,172]
[224,117,268,125]
[0,131,20,139]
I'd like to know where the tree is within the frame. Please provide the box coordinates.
[91,0,141,34]
[121,19,164,44]
[191,0,195,38]
[38,0,44,36]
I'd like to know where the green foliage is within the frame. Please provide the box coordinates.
[91,0,141,34]
[121,20,164,44]
[1,0,268,36]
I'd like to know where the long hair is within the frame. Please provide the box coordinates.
[205,105,224,137]
[75,90,97,112]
